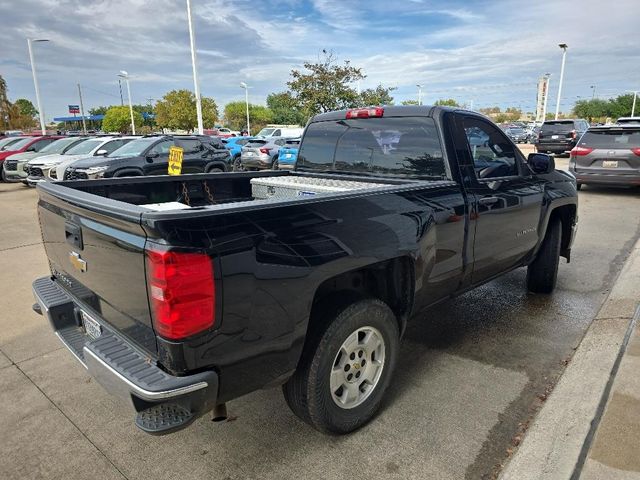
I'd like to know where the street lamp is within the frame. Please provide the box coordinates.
[27,38,49,134]
[240,82,251,135]
[416,84,423,106]
[117,71,135,135]
[627,90,639,117]
[590,85,596,99]
[186,0,204,134]
[554,43,568,120]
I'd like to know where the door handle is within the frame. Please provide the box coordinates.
[479,196,500,206]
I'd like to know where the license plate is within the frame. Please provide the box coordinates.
[551,135,559,139]
[245,152,254,156]
[602,160,618,168]
[81,310,102,340]
[285,154,293,158]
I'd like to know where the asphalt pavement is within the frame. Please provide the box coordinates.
[1,167,639,480]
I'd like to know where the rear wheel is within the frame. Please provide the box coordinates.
[0,167,6,182]
[576,183,582,191]
[283,298,399,434]
[232,155,243,172]
[527,219,562,293]
[272,158,279,170]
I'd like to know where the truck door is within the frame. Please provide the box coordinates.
[455,114,544,284]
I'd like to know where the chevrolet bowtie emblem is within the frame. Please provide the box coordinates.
[69,252,87,273]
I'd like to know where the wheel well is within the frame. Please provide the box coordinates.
[113,168,142,177]
[206,163,225,172]
[549,204,576,260]
[307,257,414,340]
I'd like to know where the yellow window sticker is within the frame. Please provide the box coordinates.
[168,146,184,175]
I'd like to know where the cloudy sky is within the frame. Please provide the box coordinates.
[1,0,639,122]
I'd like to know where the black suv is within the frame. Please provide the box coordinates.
[536,119,589,154]
[64,135,231,180]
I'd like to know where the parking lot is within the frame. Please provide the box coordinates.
[1,157,639,480]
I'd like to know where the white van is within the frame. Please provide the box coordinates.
[255,125,304,138]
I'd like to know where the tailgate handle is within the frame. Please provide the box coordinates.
[65,221,83,250]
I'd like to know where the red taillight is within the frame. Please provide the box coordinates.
[570,146,594,156]
[346,107,384,119]
[631,148,640,156]
[259,147,270,154]
[145,249,215,340]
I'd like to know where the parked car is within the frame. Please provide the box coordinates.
[0,136,62,181]
[504,126,529,143]
[222,136,254,170]
[64,135,231,180]
[255,125,304,138]
[536,119,589,154]
[276,138,300,170]
[616,117,640,125]
[240,137,288,170]
[3,136,90,183]
[568,124,640,189]
[31,105,577,436]
[203,127,238,138]
[0,136,24,151]
[26,136,135,185]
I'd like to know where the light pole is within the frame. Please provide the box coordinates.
[186,0,204,134]
[554,43,568,120]
[416,84,423,105]
[117,71,135,135]
[27,38,49,134]
[628,90,639,117]
[590,85,596,99]
[240,82,251,135]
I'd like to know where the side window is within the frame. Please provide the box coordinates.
[463,117,518,179]
[32,139,55,151]
[101,140,124,155]
[272,129,281,136]
[149,140,174,155]
[178,139,200,153]
[275,139,285,146]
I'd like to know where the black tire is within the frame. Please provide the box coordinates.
[576,183,582,191]
[527,219,561,293]
[207,167,223,173]
[0,167,6,182]
[283,298,399,434]
[232,155,243,172]
[272,157,279,170]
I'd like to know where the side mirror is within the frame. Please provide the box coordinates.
[528,153,555,174]
[95,149,108,156]
[26,146,37,152]
[146,151,159,161]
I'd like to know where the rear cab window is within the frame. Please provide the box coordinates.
[298,116,448,179]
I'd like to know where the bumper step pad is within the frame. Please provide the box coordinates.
[135,403,195,434]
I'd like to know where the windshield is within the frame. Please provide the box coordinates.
[542,121,574,133]
[0,137,22,150]
[256,128,275,137]
[579,129,640,148]
[108,137,158,157]
[3,137,32,150]
[65,139,104,155]
[39,137,85,154]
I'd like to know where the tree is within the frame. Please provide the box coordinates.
[287,51,364,116]
[266,92,306,125]
[223,101,273,134]
[102,106,143,133]
[434,98,460,107]
[573,98,610,121]
[357,85,395,107]
[0,75,12,130]
[154,89,218,132]
[14,99,38,117]
[401,100,419,106]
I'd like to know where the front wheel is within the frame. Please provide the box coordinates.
[283,299,399,434]
[272,157,279,170]
[527,219,561,293]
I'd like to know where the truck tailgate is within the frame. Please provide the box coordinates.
[37,187,156,356]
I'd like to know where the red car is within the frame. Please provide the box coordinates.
[0,135,62,181]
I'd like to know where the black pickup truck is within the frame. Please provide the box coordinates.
[32,106,578,435]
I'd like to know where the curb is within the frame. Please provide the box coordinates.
[499,238,640,480]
